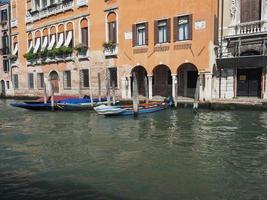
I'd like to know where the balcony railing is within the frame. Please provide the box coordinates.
[104,46,118,57]
[230,20,265,36]
[26,1,74,23]
[11,19,17,28]
[77,0,88,7]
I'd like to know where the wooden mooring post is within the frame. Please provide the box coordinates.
[132,72,139,117]
[106,70,111,106]
[43,82,47,104]
[112,81,116,105]
[98,73,101,102]
[51,83,55,111]
[193,76,200,113]
[144,76,149,104]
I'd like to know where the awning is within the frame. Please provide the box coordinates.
[27,41,33,53]
[56,33,64,48]
[64,31,72,47]
[12,43,18,55]
[48,35,56,50]
[33,38,41,53]
[216,55,267,68]
[41,36,48,50]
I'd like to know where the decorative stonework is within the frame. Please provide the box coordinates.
[230,0,237,25]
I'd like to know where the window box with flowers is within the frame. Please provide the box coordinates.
[74,43,88,58]
[103,41,117,56]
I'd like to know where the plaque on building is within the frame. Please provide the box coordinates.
[195,20,206,30]
[125,32,132,40]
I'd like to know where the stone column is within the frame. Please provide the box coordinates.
[121,77,127,99]
[264,67,267,99]
[126,76,132,99]
[148,75,153,100]
[204,72,213,101]
[172,74,177,100]
[262,0,267,31]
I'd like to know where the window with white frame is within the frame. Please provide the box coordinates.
[158,20,167,44]
[136,23,146,46]
[178,16,189,41]
[13,74,19,89]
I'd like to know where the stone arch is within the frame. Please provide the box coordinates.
[49,71,59,94]
[177,63,198,98]
[152,65,172,97]
[131,66,148,96]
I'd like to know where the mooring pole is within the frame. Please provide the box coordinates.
[98,72,101,102]
[112,81,116,105]
[43,81,47,104]
[106,70,111,106]
[132,72,139,117]
[144,76,149,104]
[193,76,200,113]
[51,83,54,111]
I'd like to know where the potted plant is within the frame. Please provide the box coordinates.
[74,43,88,55]
[61,46,73,59]
[103,41,116,51]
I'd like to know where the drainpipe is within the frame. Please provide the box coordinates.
[219,0,224,99]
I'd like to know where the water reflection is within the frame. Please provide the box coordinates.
[0,100,267,200]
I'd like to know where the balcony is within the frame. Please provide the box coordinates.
[229,20,266,36]
[11,19,17,28]
[103,42,118,57]
[77,0,88,7]
[26,1,74,23]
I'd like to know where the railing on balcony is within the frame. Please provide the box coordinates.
[77,0,88,7]
[11,19,17,28]
[104,46,118,57]
[230,20,265,35]
[26,1,74,23]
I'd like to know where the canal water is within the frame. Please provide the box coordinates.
[0,100,266,200]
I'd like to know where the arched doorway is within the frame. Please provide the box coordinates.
[0,80,5,97]
[49,71,59,93]
[131,66,147,96]
[177,63,198,98]
[153,65,172,97]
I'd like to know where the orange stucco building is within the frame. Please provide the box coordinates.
[4,0,219,100]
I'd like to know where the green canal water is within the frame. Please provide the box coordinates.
[0,100,266,200]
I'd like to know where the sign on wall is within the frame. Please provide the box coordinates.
[125,32,132,40]
[195,20,206,30]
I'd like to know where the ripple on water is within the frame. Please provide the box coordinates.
[0,100,267,200]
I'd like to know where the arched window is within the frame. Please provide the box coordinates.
[65,22,73,47]
[42,28,49,50]
[107,12,117,43]
[56,24,65,48]
[2,32,9,54]
[27,33,33,52]
[48,26,56,50]
[33,30,41,53]
[12,36,18,55]
[80,18,88,46]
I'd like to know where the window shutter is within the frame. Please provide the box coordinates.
[173,17,178,42]
[113,22,117,43]
[145,22,149,45]
[132,24,136,47]
[167,18,171,43]
[188,14,193,40]
[154,20,158,45]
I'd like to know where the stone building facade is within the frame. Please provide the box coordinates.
[1,0,219,101]
[216,0,267,99]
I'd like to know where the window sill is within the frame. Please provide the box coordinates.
[174,42,192,50]
[64,87,72,90]
[154,44,170,52]
[80,87,90,90]
[133,46,148,54]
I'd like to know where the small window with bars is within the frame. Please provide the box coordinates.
[37,73,44,89]
[80,69,90,88]
[28,73,34,89]
[3,59,9,72]
[64,70,72,89]
[13,74,19,89]
[108,67,118,88]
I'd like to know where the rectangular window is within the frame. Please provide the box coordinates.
[109,67,118,87]
[81,27,88,47]
[13,74,19,89]
[178,16,189,41]
[136,23,146,46]
[241,0,261,23]
[1,9,8,21]
[2,35,9,54]
[158,20,167,44]
[6,81,10,89]
[37,73,44,89]
[108,21,117,43]
[64,70,71,89]
[80,69,89,88]
[3,59,9,72]
[28,73,34,89]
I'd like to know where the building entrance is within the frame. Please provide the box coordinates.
[237,68,262,97]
